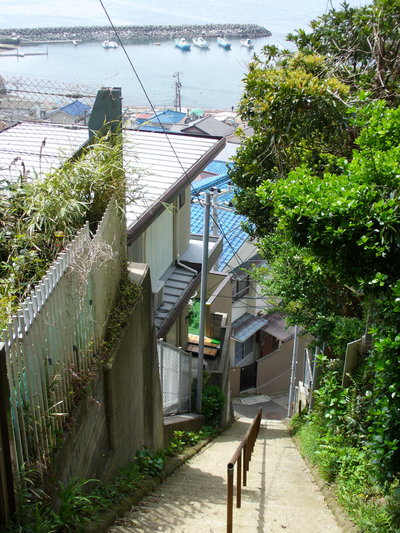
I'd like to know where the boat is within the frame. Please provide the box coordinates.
[174,38,191,51]
[217,37,231,50]
[241,38,254,49]
[102,40,118,49]
[192,37,209,49]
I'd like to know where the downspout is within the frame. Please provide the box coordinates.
[176,255,197,275]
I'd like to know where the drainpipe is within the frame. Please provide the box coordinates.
[176,256,197,275]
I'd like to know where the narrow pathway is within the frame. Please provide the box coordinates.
[108,413,342,533]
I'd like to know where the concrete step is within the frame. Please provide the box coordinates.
[108,416,343,533]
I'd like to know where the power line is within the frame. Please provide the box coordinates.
[98,1,270,305]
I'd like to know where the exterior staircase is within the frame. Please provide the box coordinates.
[154,266,197,333]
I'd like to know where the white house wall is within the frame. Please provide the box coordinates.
[175,187,191,258]
[145,208,174,286]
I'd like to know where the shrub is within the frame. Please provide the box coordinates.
[201,385,224,427]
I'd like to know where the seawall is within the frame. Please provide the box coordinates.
[0,24,271,44]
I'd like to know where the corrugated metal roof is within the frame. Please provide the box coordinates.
[124,129,223,232]
[0,123,224,238]
[231,312,268,342]
[191,174,248,271]
[262,312,295,342]
[0,122,88,185]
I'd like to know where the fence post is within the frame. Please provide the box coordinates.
[159,339,164,401]
[0,343,16,525]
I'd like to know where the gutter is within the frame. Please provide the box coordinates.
[127,135,226,246]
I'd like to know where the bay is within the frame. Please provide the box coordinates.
[0,0,369,109]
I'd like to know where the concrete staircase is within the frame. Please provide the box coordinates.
[154,266,196,332]
[108,414,343,533]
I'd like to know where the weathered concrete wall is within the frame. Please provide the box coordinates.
[256,334,312,395]
[50,263,164,486]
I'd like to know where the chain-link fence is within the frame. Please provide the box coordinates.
[0,74,97,128]
[157,340,192,416]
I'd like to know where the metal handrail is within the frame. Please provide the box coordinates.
[227,407,263,533]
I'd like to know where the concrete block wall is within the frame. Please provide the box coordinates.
[50,263,164,486]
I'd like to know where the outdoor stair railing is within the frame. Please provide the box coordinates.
[227,407,263,533]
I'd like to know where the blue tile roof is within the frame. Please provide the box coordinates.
[191,172,248,271]
[203,160,232,175]
[192,173,230,194]
[149,109,186,124]
[57,100,91,117]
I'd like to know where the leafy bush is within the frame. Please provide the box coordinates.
[134,447,165,476]
[166,430,202,455]
[201,385,224,427]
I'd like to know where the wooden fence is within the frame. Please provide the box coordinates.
[1,196,125,472]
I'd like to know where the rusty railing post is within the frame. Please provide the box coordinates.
[237,453,242,508]
[226,407,263,533]
[227,463,234,533]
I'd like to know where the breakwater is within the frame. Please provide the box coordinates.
[0,24,271,44]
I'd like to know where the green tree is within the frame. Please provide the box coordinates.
[288,0,400,103]
[230,50,352,237]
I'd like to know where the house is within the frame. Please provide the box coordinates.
[132,109,186,132]
[0,87,227,501]
[124,128,224,345]
[173,114,235,137]
[0,88,225,350]
[189,163,311,396]
[48,99,91,125]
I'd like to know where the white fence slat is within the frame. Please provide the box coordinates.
[25,299,50,457]
[1,196,123,467]
[3,329,24,469]
[10,317,29,461]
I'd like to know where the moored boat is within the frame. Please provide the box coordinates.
[241,38,254,49]
[102,40,118,49]
[192,37,209,49]
[174,38,191,51]
[217,37,231,50]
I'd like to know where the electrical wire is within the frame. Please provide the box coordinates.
[98,0,271,305]
[98,0,260,280]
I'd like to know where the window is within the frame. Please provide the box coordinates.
[234,336,253,365]
[232,273,250,301]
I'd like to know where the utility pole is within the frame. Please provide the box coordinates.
[174,72,182,112]
[210,189,219,236]
[196,192,211,413]
[287,325,299,418]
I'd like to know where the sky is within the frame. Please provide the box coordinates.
[0,0,371,30]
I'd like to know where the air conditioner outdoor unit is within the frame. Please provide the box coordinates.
[153,279,165,310]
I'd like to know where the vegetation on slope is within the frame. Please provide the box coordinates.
[0,132,130,328]
[229,1,400,529]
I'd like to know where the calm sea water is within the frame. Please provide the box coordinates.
[0,0,369,109]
